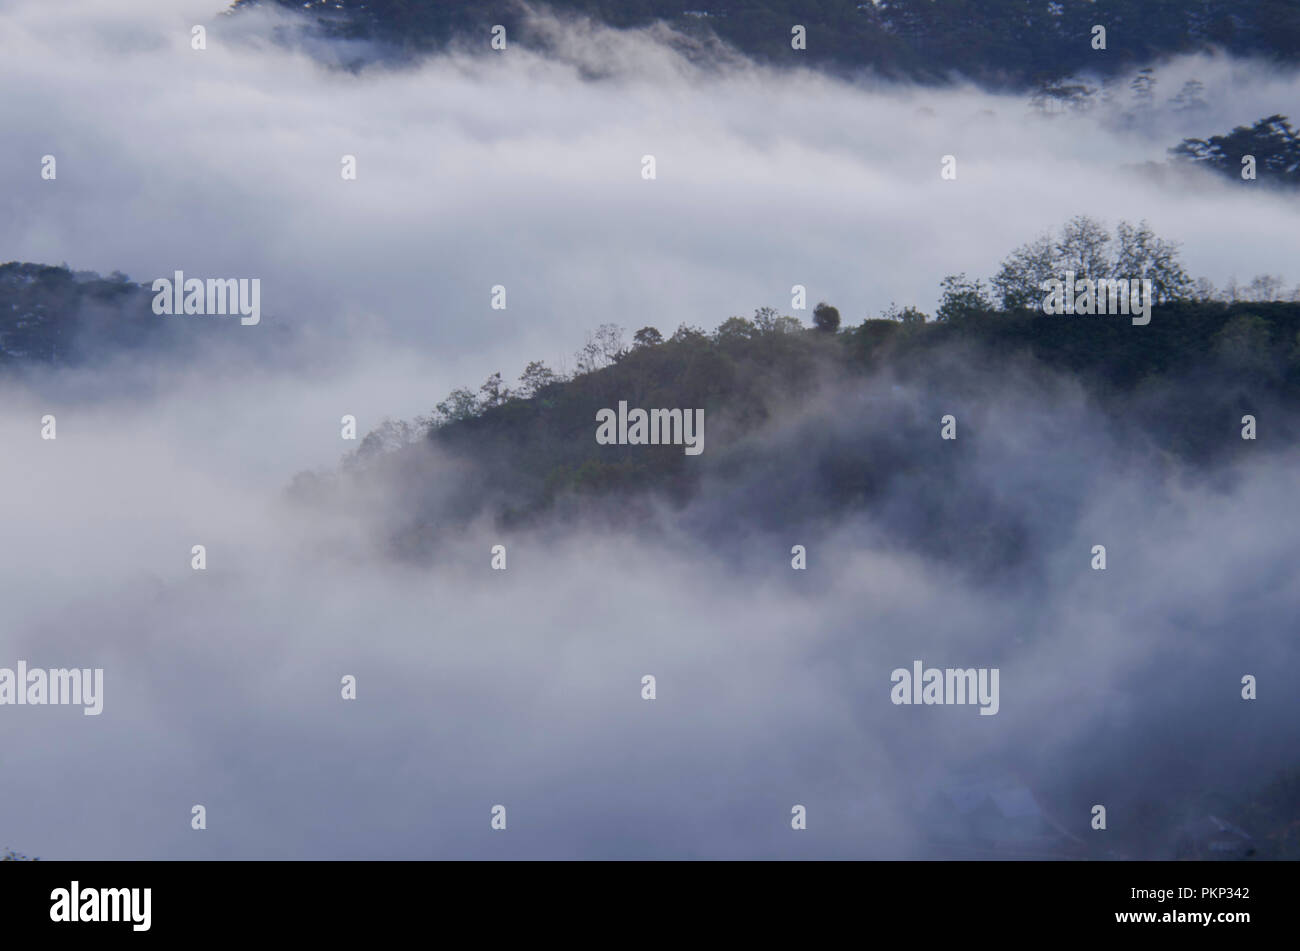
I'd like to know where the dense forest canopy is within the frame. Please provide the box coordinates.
[316,294,1300,545]
[1170,113,1300,186]
[233,0,1300,87]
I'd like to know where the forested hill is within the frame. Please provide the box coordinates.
[7,257,1299,579]
[303,296,1300,577]
[0,262,282,369]
[231,0,1300,87]
[0,263,157,367]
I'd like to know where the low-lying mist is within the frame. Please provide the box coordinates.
[3,0,1300,399]
[2,330,1297,858]
[1,0,1297,859]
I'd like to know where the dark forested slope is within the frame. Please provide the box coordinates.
[233,0,1300,88]
[302,297,1300,580]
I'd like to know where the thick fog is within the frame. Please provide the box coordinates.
[4,0,1300,414]
[0,0,1297,858]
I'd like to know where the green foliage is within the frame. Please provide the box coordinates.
[751,306,801,335]
[992,233,1054,311]
[431,386,480,426]
[631,326,664,348]
[1113,220,1193,303]
[1170,114,1300,187]
[1213,313,1282,380]
[993,217,1193,309]
[0,262,159,364]
[234,1,1300,89]
[670,322,707,343]
[349,292,1300,543]
[812,302,841,333]
[715,316,758,342]
[1055,215,1113,280]
[1029,79,1097,117]
[935,273,993,323]
[0,262,270,367]
[880,302,929,325]
[478,371,511,408]
[517,360,560,397]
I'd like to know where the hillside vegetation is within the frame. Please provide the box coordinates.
[233,0,1300,88]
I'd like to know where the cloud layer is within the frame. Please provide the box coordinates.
[0,0,1297,858]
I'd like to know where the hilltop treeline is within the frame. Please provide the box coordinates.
[7,236,1298,575]
[299,214,1300,565]
[303,290,1300,574]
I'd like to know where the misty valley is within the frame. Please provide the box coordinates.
[1,0,1297,880]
